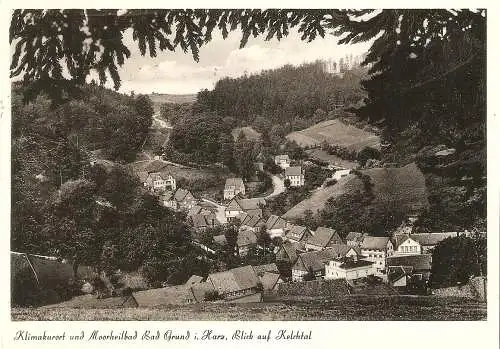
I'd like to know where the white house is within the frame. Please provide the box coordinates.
[325,258,375,281]
[274,154,291,169]
[332,169,351,181]
[144,172,176,192]
[265,215,289,238]
[285,166,305,187]
[393,234,422,255]
[360,236,394,275]
[224,178,245,200]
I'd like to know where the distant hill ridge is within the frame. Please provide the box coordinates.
[148,93,197,105]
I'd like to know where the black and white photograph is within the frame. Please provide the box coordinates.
[6,8,492,324]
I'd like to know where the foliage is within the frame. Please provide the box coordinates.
[160,102,193,125]
[357,146,381,167]
[430,234,487,288]
[204,290,223,301]
[169,112,233,165]
[265,187,310,217]
[304,164,330,190]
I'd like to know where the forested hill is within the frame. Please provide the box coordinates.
[195,60,368,126]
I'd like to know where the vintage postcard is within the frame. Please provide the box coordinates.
[1,3,498,349]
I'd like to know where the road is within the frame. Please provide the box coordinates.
[264,174,285,199]
[201,198,228,224]
[152,112,172,129]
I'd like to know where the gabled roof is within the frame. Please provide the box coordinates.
[327,244,356,258]
[278,241,300,264]
[239,214,265,228]
[225,178,244,188]
[285,166,303,177]
[208,265,259,294]
[410,232,458,246]
[253,263,279,276]
[191,282,216,302]
[185,275,204,286]
[260,272,281,291]
[393,234,413,249]
[174,188,193,202]
[237,229,258,248]
[294,248,340,272]
[307,227,339,248]
[265,215,288,230]
[191,213,217,229]
[336,258,373,270]
[361,236,390,250]
[285,225,308,241]
[386,254,432,271]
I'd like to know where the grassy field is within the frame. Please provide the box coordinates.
[286,119,380,151]
[283,163,429,220]
[283,175,359,220]
[11,296,486,321]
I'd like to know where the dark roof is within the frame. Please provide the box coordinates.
[361,236,390,250]
[285,225,308,241]
[294,246,352,273]
[411,232,458,246]
[174,188,193,202]
[265,215,288,230]
[191,213,218,230]
[278,241,299,264]
[253,263,279,276]
[226,198,265,212]
[237,229,258,247]
[208,265,259,294]
[285,166,303,176]
[337,259,373,270]
[386,254,432,271]
[307,227,338,248]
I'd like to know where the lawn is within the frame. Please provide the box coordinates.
[305,148,358,169]
[286,119,380,151]
[11,296,486,321]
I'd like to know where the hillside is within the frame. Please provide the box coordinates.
[283,163,428,220]
[286,119,380,151]
[232,126,262,141]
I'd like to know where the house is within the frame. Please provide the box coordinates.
[265,215,289,238]
[259,272,284,292]
[237,212,266,232]
[173,188,197,211]
[345,232,366,247]
[190,213,218,232]
[284,225,312,243]
[360,236,394,275]
[253,263,280,276]
[187,205,214,218]
[292,245,357,282]
[305,227,343,251]
[140,160,176,193]
[393,234,422,255]
[275,240,304,265]
[274,154,291,169]
[225,197,266,221]
[236,229,258,256]
[386,254,433,285]
[332,169,351,181]
[224,178,245,200]
[410,232,459,253]
[284,166,305,187]
[325,257,375,281]
[207,265,261,300]
[160,191,177,209]
[191,282,216,303]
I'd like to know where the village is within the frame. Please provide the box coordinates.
[12,148,487,309]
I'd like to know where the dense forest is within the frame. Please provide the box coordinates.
[196,60,367,127]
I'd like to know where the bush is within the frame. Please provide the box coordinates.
[204,290,223,301]
[324,179,337,187]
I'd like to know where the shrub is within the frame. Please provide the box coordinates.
[204,290,223,301]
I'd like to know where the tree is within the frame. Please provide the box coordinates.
[430,234,487,288]
[357,146,381,167]
[284,178,291,189]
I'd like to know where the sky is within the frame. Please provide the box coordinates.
[115,27,372,95]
